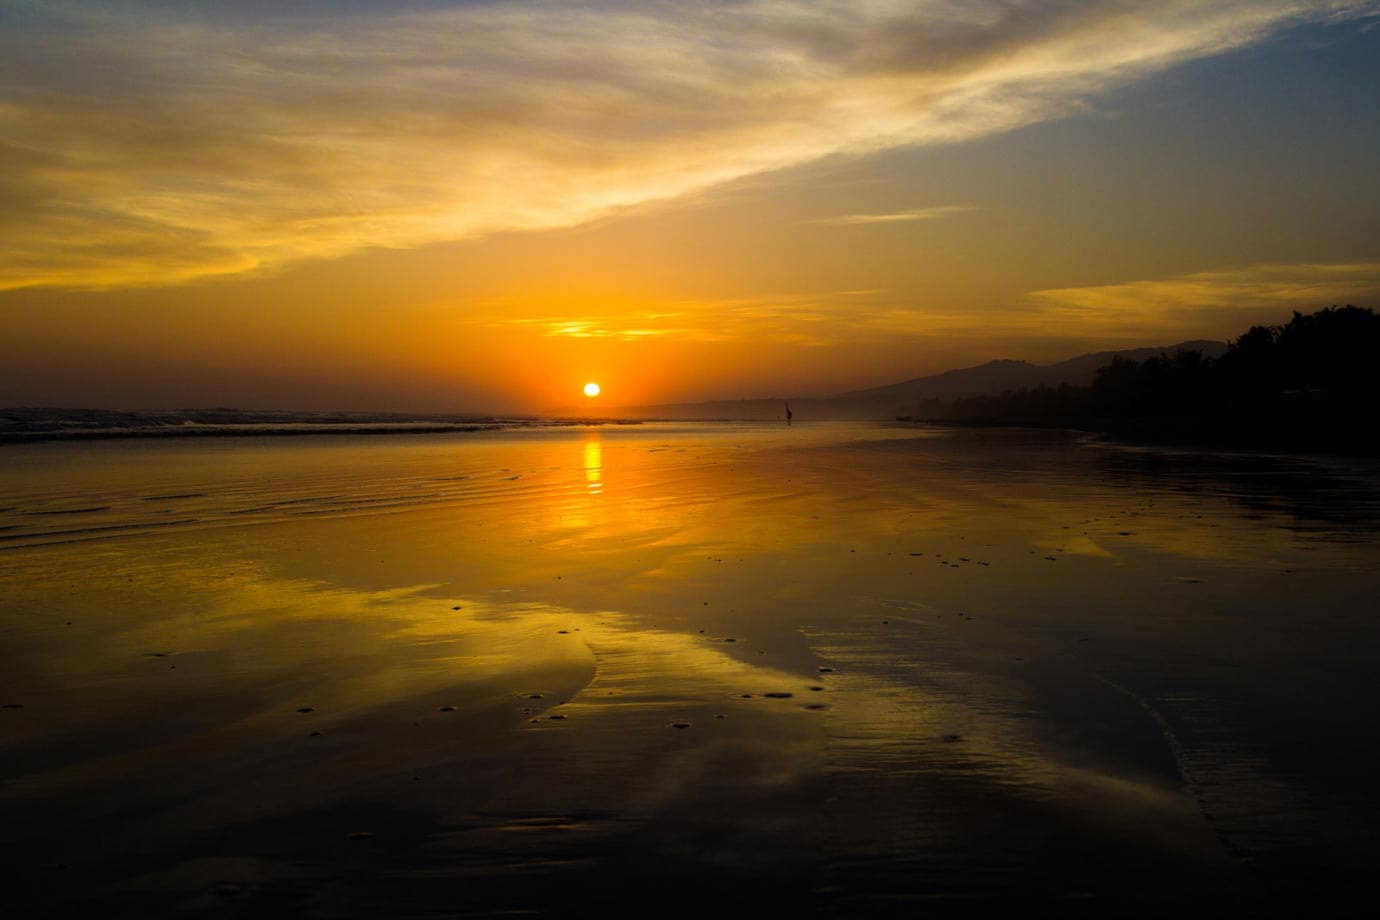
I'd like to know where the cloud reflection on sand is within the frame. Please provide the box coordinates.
[1,561,828,857]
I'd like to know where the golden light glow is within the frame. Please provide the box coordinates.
[2,4,1377,414]
[584,435,602,496]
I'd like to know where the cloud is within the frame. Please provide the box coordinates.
[1025,261,1380,334]
[481,294,845,346]
[490,315,704,343]
[812,205,978,225]
[1,1,1375,290]
[608,264,1380,360]
[479,287,1114,351]
[481,288,910,345]
[533,262,1380,350]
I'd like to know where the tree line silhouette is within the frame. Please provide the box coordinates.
[936,306,1380,450]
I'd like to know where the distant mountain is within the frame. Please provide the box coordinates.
[835,340,1228,411]
[598,340,1227,421]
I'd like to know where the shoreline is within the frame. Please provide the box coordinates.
[0,418,652,444]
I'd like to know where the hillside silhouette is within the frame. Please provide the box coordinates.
[928,306,1380,451]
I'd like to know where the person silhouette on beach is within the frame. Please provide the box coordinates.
[785,401,793,426]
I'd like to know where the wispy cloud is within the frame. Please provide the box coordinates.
[534,262,1380,350]
[489,314,707,343]
[1026,261,1380,334]
[812,205,978,225]
[1,1,1374,290]
[481,290,900,345]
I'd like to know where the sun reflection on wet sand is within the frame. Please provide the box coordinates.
[583,433,602,496]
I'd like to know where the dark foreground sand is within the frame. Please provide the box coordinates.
[2,423,1379,917]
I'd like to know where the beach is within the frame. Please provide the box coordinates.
[3,422,1379,917]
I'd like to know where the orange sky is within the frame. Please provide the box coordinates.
[2,1,1379,412]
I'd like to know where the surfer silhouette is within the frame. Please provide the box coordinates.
[785,401,793,426]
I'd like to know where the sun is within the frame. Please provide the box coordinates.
[583,382,601,398]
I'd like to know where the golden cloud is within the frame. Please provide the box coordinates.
[1,1,1374,290]
[811,205,979,225]
[1026,261,1380,335]
[479,260,1380,354]
[479,288,1036,349]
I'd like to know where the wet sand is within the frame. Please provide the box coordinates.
[3,423,1379,916]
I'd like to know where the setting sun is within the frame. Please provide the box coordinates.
[583,382,601,398]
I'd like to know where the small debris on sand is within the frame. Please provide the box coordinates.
[670,721,691,729]
[764,692,794,699]
[438,705,456,712]
[296,707,315,714]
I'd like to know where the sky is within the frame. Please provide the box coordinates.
[2,0,1379,413]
